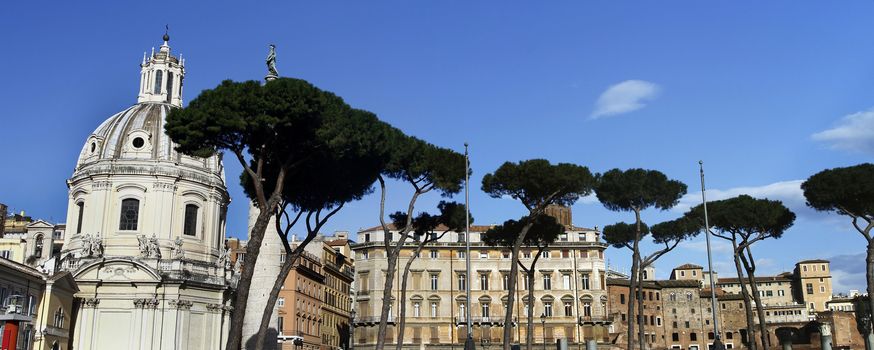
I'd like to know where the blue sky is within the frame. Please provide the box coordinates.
[2,1,873,292]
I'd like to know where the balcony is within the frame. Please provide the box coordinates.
[578,316,612,325]
[353,316,395,326]
[455,316,515,326]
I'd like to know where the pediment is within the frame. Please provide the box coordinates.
[73,258,161,283]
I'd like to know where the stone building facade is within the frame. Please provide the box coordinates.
[351,214,608,350]
[278,247,324,350]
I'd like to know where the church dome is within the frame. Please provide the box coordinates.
[77,102,182,166]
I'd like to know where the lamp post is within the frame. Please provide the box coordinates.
[541,313,547,350]
[699,161,725,350]
[350,309,356,350]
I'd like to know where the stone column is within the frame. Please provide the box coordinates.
[242,202,281,350]
[79,298,100,350]
[820,323,833,350]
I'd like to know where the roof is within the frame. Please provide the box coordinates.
[718,274,792,283]
[657,280,701,288]
[717,294,746,301]
[0,256,45,280]
[360,223,495,233]
[360,223,594,233]
[606,278,661,289]
[326,239,349,246]
[797,259,829,264]
[674,263,703,270]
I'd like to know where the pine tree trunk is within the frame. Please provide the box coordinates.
[730,241,757,350]
[253,254,296,350]
[503,222,535,350]
[637,263,646,350]
[739,248,769,350]
[396,245,425,350]
[627,245,639,350]
[226,194,282,350]
[527,270,535,350]
[376,252,398,350]
[867,240,874,334]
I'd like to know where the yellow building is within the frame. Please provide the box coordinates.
[351,213,609,350]
[0,256,78,350]
[793,259,833,312]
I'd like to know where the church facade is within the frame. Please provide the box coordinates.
[58,33,235,350]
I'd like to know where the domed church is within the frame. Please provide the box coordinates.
[59,33,234,350]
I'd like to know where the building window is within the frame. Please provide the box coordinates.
[502,251,510,259]
[458,233,466,242]
[364,233,370,242]
[685,321,690,328]
[806,283,814,294]
[480,251,488,259]
[564,302,573,316]
[278,297,285,307]
[561,250,570,258]
[672,333,679,341]
[481,303,490,318]
[431,274,439,291]
[581,274,590,290]
[166,72,174,102]
[119,198,140,230]
[457,251,466,259]
[820,286,825,293]
[578,233,586,241]
[559,233,568,241]
[686,292,693,301]
[524,275,530,290]
[502,274,509,290]
[544,302,553,317]
[562,274,571,289]
[523,250,531,259]
[620,294,625,305]
[430,302,438,318]
[670,293,676,301]
[413,302,421,317]
[541,251,550,258]
[672,321,677,328]
[459,303,466,318]
[583,302,591,316]
[690,333,698,341]
[480,274,489,290]
[76,202,85,234]
[278,317,284,334]
[53,307,65,328]
[183,204,198,236]
[657,317,662,326]
[543,274,551,290]
[34,234,44,258]
[821,264,826,271]
[803,266,808,272]
[430,250,438,259]
[362,251,369,260]
[153,70,163,94]
[458,274,466,290]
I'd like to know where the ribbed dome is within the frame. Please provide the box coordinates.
[75,102,222,176]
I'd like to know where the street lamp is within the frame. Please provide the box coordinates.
[350,309,356,350]
[541,313,547,350]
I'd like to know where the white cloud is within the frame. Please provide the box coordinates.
[812,108,874,155]
[590,80,661,119]
[678,239,733,254]
[675,180,811,217]
[829,252,867,293]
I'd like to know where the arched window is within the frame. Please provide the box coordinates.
[34,234,44,257]
[76,202,85,234]
[183,204,198,236]
[166,72,174,102]
[119,198,140,230]
[153,70,163,94]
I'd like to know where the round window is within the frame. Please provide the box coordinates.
[132,137,145,149]
[90,142,96,152]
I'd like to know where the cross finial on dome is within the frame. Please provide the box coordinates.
[163,25,170,43]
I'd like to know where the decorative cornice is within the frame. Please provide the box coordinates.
[206,303,223,313]
[168,299,193,310]
[134,298,160,309]
[81,298,100,308]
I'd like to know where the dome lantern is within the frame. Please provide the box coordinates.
[137,31,184,106]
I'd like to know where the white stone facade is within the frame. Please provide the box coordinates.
[59,34,234,350]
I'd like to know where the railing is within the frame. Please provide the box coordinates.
[455,316,516,326]
[578,315,611,324]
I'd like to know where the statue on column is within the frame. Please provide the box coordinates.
[137,235,149,257]
[217,241,231,269]
[266,44,279,80]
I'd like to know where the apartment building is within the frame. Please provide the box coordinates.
[351,208,608,349]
